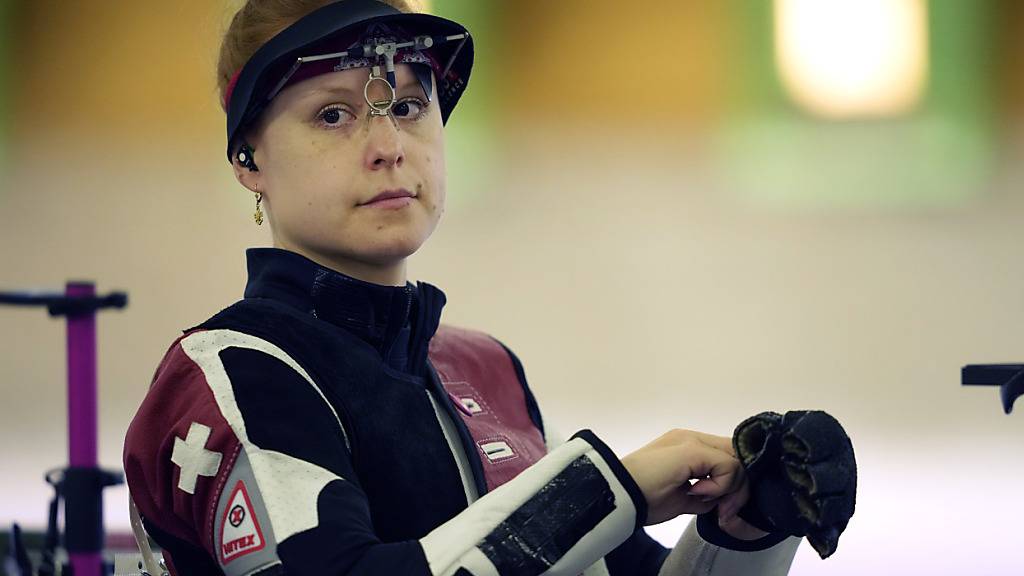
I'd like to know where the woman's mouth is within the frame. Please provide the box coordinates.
[360,188,415,209]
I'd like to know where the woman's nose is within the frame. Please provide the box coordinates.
[364,114,405,170]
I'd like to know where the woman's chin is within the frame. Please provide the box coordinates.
[373,221,436,254]
[351,236,428,266]
[291,223,434,272]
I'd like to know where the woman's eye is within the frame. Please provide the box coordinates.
[392,98,427,119]
[317,106,355,127]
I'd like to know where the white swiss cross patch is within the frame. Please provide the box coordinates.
[171,422,222,494]
[219,480,266,564]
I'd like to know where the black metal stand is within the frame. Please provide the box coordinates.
[962,364,1024,414]
[1,286,128,576]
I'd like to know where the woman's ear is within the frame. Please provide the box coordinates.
[231,143,263,193]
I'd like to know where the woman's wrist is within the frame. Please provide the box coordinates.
[717,514,770,540]
[696,512,789,552]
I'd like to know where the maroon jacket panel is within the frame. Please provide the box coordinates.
[123,330,240,560]
[429,325,547,491]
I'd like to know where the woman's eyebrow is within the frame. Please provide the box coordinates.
[396,75,421,90]
[301,76,421,101]
[304,85,361,100]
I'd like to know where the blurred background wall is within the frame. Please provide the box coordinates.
[2,1,1023,574]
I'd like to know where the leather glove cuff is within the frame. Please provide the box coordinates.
[733,410,857,559]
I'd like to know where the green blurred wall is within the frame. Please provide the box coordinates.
[427,0,499,207]
[720,0,997,210]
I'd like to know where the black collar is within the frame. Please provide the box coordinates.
[242,247,445,374]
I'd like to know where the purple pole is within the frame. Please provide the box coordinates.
[67,282,97,468]
[66,281,102,576]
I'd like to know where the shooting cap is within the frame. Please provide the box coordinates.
[224,0,473,162]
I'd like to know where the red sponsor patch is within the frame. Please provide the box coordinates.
[219,480,266,564]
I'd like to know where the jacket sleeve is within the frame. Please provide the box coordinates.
[536,405,799,576]
[657,518,801,576]
[124,329,649,576]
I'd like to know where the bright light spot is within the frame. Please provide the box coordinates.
[775,0,928,119]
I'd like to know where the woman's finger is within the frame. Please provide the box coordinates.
[690,431,736,457]
[687,478,720,497]
[686,471,740,499]
[671,489,718,516]
[682,445,744,498]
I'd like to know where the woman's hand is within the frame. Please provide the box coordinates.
[621,429,755,527]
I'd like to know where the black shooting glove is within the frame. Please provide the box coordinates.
[733,410,856,559]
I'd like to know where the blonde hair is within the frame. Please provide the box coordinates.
[216,0,419,110]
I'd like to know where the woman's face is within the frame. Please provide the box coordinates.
[238,63,445,280]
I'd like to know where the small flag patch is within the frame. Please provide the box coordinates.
[459,397,483,414]
[479,440,516,462]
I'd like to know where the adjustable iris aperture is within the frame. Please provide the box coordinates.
[364,68,397,116]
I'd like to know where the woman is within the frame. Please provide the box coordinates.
[123,1,802,574]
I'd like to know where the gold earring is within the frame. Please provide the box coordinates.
[254,191,264,225]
